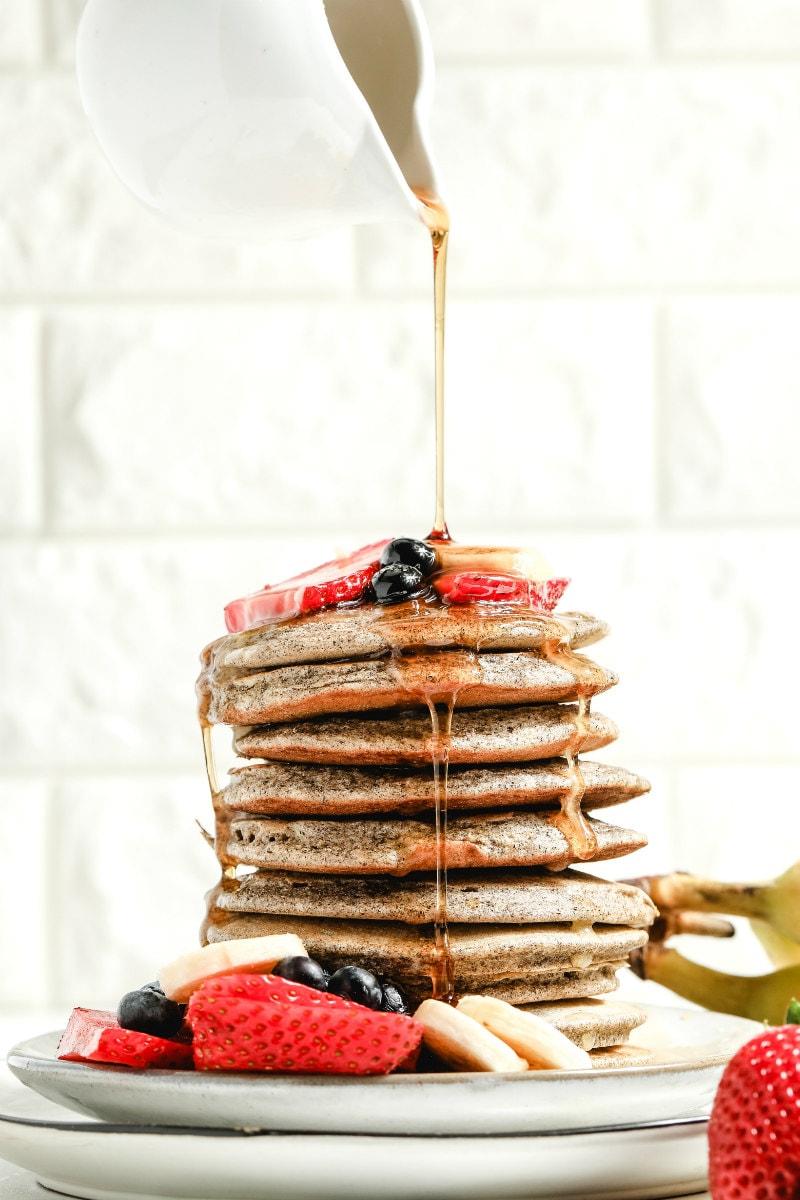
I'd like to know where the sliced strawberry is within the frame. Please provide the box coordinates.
[187,973,423,1075]
[434,572,570,611]
[196,972,355,1009]
[529,577,570,611]
[224,539,392,633]
[435,572,529,604]
[57,1008,193,1070]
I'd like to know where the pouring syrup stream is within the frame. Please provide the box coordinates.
[416,188,455,997]
[415,190,450,544]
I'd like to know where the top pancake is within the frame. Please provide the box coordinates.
[203,606,609,673]
[206,648,617,726]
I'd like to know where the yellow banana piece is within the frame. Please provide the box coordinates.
[458,995,591,1070]
[160,933,307,1002]
[414,999,528,1073]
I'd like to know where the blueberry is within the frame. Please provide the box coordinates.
[372,564,428,606]
[328,965,383,1010]
[272,955,330,992]
[141,981,164,994]
[380,538,438,577]
[117,988,185,1038]
[380,983,409,1015]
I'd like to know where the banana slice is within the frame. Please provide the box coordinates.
[160,933,307,1002]
[414,999,528,1073]
[434,544,552,582]
[458,995,592,1070]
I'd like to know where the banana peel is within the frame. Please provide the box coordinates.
[627,861,800,1024]
[637,862,800,947]
[631,944,800,1026]
[750,919,800,969]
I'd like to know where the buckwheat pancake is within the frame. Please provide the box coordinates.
[525,998,647,1052]
[220,759,650,816]
[206,650,618,726]
[588,1045,654,1068]
[204,607,609,672]
[233,703,619,766]
[205,913,647,1005]
[211,868,658,926]
[225,811,646,875]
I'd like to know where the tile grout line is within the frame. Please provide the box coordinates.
[38,312,54,534]
[5,284,800,305]
[41,776,60,1009]
[653,299,670,525]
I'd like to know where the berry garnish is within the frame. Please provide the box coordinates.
[187,973,423,1075]
[434,572,570,611]
[58,1008,193,1069]
[271,955,330,992]
[435,572,529,604]
[117,988,186,1039]
[327,965,383,1010]
[380,538,438,577]
[372,564,428,606]
[529,577,570,611]
[224,539,392,632]
[708,1007,800,1199]
[380,984,410,1015]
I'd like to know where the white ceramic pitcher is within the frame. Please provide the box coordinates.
[76,0,440,241]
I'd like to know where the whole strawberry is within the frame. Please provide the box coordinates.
[708,1002,800,1199]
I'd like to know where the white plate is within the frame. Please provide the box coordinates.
[0,1071,710,1200]
[7,1006,757,1136]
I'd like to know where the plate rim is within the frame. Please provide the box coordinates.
[7,1003,761,1089]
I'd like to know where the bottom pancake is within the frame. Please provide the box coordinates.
[589,1045,654,1068]
[520,998,647,1051]
[205,912,646,1005]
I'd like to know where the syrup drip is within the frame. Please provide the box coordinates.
[554,694,597,862]
[198,677,236,880]
[386,647,482,1001]
[426,699,456,1001]
[415,189,450,543]
[537,637,600,861]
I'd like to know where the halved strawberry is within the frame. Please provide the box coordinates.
[224,539,392,633]
[529,577,570,611]
[434,572,529,605]
[187,973,423,1075]
[57,1008,193,1070]
[434,572,570,611]
[196,973,356,1009]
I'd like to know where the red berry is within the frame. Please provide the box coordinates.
[186,973,423,1075]
[529,577,570,611]
[194,973,349,1008]
[708,1024,800,1199]
[435,572,529,605]
[224,539,392,632]
[57,1008,193,1070]
[434,572,570,610]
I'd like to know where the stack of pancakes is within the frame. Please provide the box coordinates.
[198,601,656,1055]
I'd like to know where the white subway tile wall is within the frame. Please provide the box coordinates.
[2,1,799,1013]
